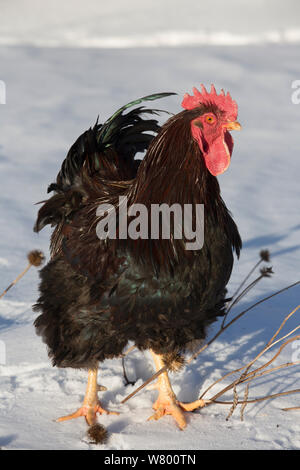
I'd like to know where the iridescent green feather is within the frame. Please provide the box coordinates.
[98,92,176,148]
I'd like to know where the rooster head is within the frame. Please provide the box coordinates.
[182,84,241,176]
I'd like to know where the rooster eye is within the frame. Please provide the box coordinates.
[205,115,215,124]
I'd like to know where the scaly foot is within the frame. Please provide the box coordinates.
[148,350,205,429]
[56,368,119,426]
[148,394,205,429]
[56,403,119,426]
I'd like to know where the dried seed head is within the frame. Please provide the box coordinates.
[87,424,108,445]
[260,250,271,263]
[260,266,274,278]
[27,250,45,267]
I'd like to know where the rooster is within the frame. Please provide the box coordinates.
[34,85,242,431]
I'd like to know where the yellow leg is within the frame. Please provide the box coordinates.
[56,367,119,426]
[147,351,205,430]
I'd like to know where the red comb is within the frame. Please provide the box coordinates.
[182,84,238,121]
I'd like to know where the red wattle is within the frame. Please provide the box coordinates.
[191,125,234,176]
[203,134,231,176]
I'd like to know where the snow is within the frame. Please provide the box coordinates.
[0,0,299,450]
[1,0,300,47]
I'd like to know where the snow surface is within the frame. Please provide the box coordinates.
[1,0,300,47]
[0,0,299,450]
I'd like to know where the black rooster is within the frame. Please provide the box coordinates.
[34,87,242,430]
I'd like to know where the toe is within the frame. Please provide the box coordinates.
[147,406,165,421]
[147,403,187,429]
[179,399,206,412]
[56,403,119,425]
[96,405,120,416]
[56,408,84,422]
[169,404,186,430]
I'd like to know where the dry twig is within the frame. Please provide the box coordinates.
[0,250,45,300]
[121,281,300,407]
[229,250,271,305]
[197,305,300,418]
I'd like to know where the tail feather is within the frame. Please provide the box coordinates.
[54,93,175,192]
[34,92,176,234]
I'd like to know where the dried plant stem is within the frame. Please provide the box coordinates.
[282,406,300,411]
[196,306,300,418]
[211,389,300,406]
[230,258,264,301]
[205,335,300,405]
[187,281,300,365]
[226,385,239,420]
[121,345,137,386]
[240,385,249,421]
[0,250,45,300]
[122,356,136,386]
[222,272,265,328]
[223,250,272,327]
[266,306,300,348]
[199,359,297,401]
[0,263,32,300]
[121,282,300,405]
[121,367,168,404]
[236,308,300,389]
[200,305,299,402]
[122,344,136,357]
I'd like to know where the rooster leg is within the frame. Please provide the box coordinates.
[56,367,119,426]
[147,351,205,430]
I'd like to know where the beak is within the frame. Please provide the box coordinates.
[224,121,242,131]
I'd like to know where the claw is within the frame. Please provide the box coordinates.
[56,368,119,427]
[148,351,207,429]
[148,399,187,430]
[56,404,119,426]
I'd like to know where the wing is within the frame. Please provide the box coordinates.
[34,92,176,241]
